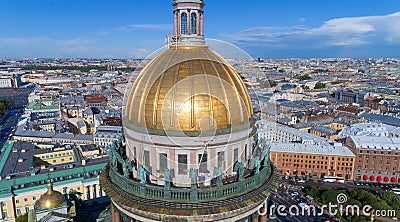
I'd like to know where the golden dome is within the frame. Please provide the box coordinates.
[124,46,253,135]
[36,179,65,209]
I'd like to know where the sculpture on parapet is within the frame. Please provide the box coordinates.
[139,166,146,184]
[111,140,118,151]
[164,168,171,190]
[123,160,130,178]
[254,133,259,144]
[255,157,261,175]
[189,168,198,189]
[213,167,223,187]
[234,161,245,182]
[263,146,270,167]
[260,137,267,151]
[63,187,70,201]
[117,136,125,148]
[109,148,118,169]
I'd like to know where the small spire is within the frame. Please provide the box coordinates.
[47,173,53,194]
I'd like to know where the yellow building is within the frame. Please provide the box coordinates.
[33,149,75,167]
[0,141,108,221]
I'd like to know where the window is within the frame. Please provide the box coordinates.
[16,208,21,216]
[1,210,7,218]
[32,196,36,201]
[178,154,188,175]
[181,13,188,34]
[199,153,208,173]
[190,13,197,34]
[159,153,167,173]
[233,148,239,162]
[144,150,150,167]
[15,200,19,204]
[25,206,30,213]
[218,151,225,168]
[24,198,27,202]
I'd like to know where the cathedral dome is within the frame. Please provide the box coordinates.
[36,179,65,209]
[124,46,253,136]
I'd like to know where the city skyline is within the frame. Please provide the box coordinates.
[1,0,399,59]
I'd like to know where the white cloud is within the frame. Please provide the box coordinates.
[0,37,93,57]
[116,24,172,32]
[297,17,308,22]
[127,48,152,59]
[224,12,400,49]
[0,37,91,47]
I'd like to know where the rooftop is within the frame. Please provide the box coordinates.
[349,135,400,150]
[0,140,108,198]
[360,113,400,127]
[269,142,355,156]
[27,98,59,111]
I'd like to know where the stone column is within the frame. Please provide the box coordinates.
[196,12,200,35]
[88,186,93,199]
[111,204,116,222]
[96,184,101,198]
[82,186,87,200]
[174,12,178,35]
[178,12,182,35]
[259,208,267,222]
[187,10,191,35]
[90,185,95,199]
[251,213,259,222]
[200,12,204,36]
[113,205,121,222]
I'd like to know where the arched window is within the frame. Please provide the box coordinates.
[190,13,197,34]
[181,13,188,34]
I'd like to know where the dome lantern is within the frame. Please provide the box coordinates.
[168,0,205,46]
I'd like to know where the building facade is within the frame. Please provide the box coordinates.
[0,141,107,221]
[346,135,400,183]
[259,121,355,179]
[270,142,355,179]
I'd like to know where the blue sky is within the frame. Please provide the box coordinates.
[0,0,399,58]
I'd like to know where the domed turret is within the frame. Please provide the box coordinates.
[36,176,65,209]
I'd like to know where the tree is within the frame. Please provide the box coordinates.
[299,74,311,81]
[301,85,310,90]
[379,192,400,211]
[256,78,276,88]
[16,213,28,222]
[305,187,319,199]
[314,82,326,89]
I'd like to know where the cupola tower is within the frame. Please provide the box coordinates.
[170,0,205,45]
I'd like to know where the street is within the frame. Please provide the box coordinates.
[0,88,31,151]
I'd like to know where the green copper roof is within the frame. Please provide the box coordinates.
[0,162,107,197]
[0,140,14,175]
[26,98,59,111]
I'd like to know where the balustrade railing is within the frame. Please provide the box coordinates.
[108,162,275,203]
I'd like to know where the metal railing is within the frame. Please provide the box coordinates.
[108,162,274,203]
